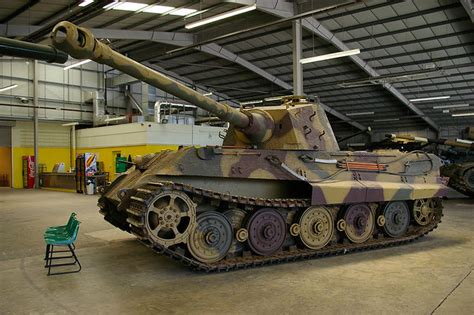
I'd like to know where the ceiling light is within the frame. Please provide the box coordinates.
[185,4,257,29]
[410,96,450,102]
[143,5,174,14]
[170,8,197,16]
[374,118,400,122]
[202,92,213,96]
[103,1,119,10]
[442,109,449,113]
[452,112,474,117]
[112,2,147,11]
[433,103,469,109]
[0,84,18,92]
[240,100,263,105]
[300,49,360,64]
[345,111,374,116]
[64,59,91,70]
[79,0,94,7]
[184,9,210,19]
[104,116,127,122]
[264,96,284,102]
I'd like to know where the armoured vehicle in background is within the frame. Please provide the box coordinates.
[51,22,451,271]
[0,36,68,63]
[390,132,474,197]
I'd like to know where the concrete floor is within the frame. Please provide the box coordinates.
[0,189,472,314]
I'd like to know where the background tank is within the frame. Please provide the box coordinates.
[0,37,68,63]
[390,133,474,197]
[51,21,451,271]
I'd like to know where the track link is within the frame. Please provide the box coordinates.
[107,181,442,272]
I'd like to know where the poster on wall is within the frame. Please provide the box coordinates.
[85,153,97,176]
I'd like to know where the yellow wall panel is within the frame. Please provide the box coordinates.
[12,147,70,188]
[0,147,12,187]
[77,144,177,180]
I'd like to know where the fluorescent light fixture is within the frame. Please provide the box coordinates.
[104,116,127,122]
[300,48,360,64]
[442,109,449,114]
[457,139,473,144]
[202,92,213,96]
[143,5,174,14]
[62,122,79,126]
[452,112,474,117]
[264,96,284,102]
[79,0,93,7]
[112,2,147,11]
[184,9,210,19]
[240,100,263,105]
[345,111,374,116]
[374,118,400,122]
[185,4,257,29]
[433,103,469,109]
[170,8,197,16]
[410,96,450,102]
[64,59,92,70]
[0,84,18,92]
[103,1,119,10]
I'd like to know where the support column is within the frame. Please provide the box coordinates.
[33,59,39,189]
[141,82,149,120]
[292,19,303,96]
[71,124,76,170]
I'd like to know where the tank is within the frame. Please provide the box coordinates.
[0,37,68,63]
[390,133,474,197]
[51,21,452,271]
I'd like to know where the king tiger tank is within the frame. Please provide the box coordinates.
[51,22,452,271]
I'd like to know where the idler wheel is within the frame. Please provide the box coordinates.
[343,204,374,243]
[382,201,410,237]
[187,211,233,263]
[223,209,247,255]
[144,191,196,247]
[247,208,286,256]
[413,199,436,226]
[299,206,334,249]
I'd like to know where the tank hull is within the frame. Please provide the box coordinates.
[97,147,449,270]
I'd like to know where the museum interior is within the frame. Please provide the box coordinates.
[0,0,473,313]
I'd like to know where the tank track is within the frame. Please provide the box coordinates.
[104,181,442,272]
[447,173,474,197]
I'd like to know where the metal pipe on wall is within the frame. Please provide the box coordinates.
[33,59,39,188]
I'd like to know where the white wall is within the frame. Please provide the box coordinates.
[0,58,108,122]
[76,122,225,148]
[11,121,70,147]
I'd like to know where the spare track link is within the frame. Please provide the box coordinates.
[120,181,442,272]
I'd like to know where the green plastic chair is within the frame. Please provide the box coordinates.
[44,217,81,276]
[44,213,77,236]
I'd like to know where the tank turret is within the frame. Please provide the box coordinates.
[0,37,68,63]
[50,21,338,151]
[48,21,453,270]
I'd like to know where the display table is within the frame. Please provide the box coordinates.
[39,173,76,190]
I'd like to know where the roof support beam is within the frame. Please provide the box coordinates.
[0,0,40,24]
[1,22,362,129]
[256,1,439,131]
[460,0,474,22]
[0,24,193,47]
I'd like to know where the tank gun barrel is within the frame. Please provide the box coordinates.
[387,134,474,151]
[50,21,274,144]
[0,37,69,63]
